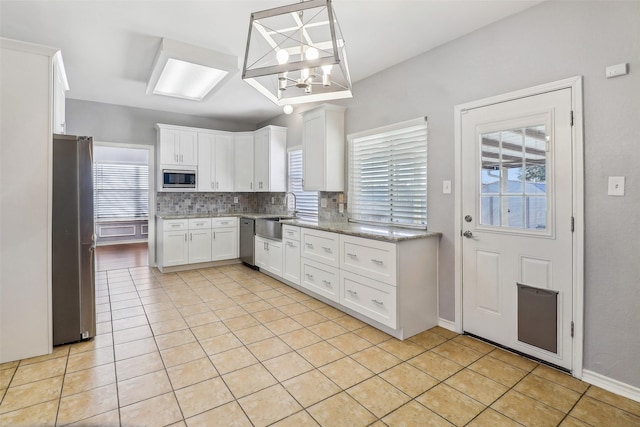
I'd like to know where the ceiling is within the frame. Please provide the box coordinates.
[0,1,541,125]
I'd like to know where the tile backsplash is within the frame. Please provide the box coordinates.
[157,191,348,222]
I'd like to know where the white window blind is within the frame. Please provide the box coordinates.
[348,118,427,228]
[93,163,149,219]
[288,149,318,220]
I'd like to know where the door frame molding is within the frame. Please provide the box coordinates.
[453,76,584,377]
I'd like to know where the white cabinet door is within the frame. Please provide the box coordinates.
[160,128,180,165]
[254,236,282,276]
[163,230,189,266]
[254,128,269,191]
[212,227,238,261]
[214,133,234,191]
[283,238,301,285]
[197,132,215,191]
[179,131,198,166]
[255,236,269,269]
[189,229,212,263]
[267,239,283,277]
[52,57,67,134]
[253,126,287,192]
[302,109,325,191]
[159,127,197,166]
[234,133,254,191]
[301,105,345,191]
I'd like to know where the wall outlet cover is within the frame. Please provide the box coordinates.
[607,176,625,196]
[321,198,328,208]
[233,197,238,204]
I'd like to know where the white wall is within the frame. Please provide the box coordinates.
[66,99,255,145]
[267,1,640,388]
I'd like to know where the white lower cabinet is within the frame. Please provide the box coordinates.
[282,225,301,285]
[283,238,301,285]
[188,229,212,263]
[340,270,397,328]
[255,236,282,276]
[212,227,238,260]
[157,216,238,272]
[162,230,189,266]
[301,258,340,303]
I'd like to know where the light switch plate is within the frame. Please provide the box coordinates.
[608,176,625,196]
[233,197,238,204]
[605,63,628,78]
[321,198,328,208]
[443,180,452,194]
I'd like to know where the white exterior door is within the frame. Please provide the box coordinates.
[461,88,574,370]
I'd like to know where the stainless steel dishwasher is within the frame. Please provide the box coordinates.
[240,218,256,267]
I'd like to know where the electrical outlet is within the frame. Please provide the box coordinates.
[271,197,275,204]
[233,197,238,204]
[321,198,328,208]
[338,203,344,213]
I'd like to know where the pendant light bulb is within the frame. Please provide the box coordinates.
[276,49,289,65]
[321,64,333,75]
[283,105,293,115]
[305,47,319,60]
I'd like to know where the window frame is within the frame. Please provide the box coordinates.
[287,147,318,220]
[347,117,428,229]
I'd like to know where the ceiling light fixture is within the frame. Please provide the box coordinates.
[242,0,352,107]
[147,38,238,101]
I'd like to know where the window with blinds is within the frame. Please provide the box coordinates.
[288,149,318,220]
[93,163,149,219]
[348,118,427,228]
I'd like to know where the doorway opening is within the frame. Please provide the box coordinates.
[93,142,155,269]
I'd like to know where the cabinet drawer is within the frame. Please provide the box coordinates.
[188,218,212,229]
[340,270,397,328]
[301,259,340,303]
[212,217,238,228]
[301,228,339,267]
[162,219,188,231]
[282,225,300,241]
[340,235,397,286]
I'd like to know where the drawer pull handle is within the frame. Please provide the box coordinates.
[347,252,357,258]
[196,222,204,226]
[347,289,358,296]
[220,221,229,224]
[286,242,296,247]
[306,243,314,248]
[322,280,331,285]
[306,273,314,279]
[171,224,180,227]
[371,299,384,305]
[371,259,384,265]
[322,247,332,253]
[286,230,294,235]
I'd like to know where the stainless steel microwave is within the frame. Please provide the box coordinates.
[162,169,196,189]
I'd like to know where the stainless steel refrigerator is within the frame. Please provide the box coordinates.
[52,134,96,345]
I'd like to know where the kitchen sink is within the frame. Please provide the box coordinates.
[255,217,293,240]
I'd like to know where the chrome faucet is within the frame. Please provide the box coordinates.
[284,192,297,217]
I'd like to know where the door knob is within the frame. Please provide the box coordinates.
[463,230,474,238]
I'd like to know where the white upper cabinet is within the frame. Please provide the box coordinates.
[198,131,234,192]
[157,124,198,166]
[302,104,345,191]
[254,126,287,192]
[234,132,254,191]
[52,53,68,134]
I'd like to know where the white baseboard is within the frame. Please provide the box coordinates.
[438,318,457,333]
[582,369,640,403]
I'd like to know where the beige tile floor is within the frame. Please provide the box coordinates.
[1,264,639,426]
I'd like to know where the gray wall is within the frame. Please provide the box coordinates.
[66,99,256,146]
[265,1,640,387]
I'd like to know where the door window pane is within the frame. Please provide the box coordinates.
[479,125,548,231]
